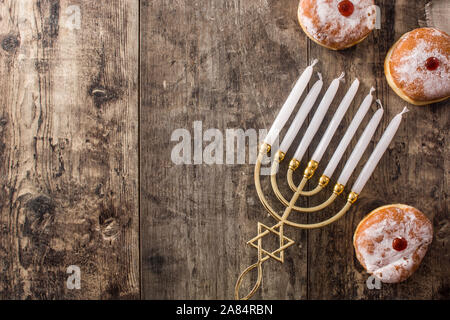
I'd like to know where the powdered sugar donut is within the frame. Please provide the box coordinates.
[298,0,376,50]
[385,27,450,105]
[353,204,433,283]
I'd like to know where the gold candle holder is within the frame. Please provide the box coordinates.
[234,65,407,300]
[235,143,359,300]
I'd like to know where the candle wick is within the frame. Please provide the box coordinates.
[375,99,384,111]
[317,72,323,81]
[399,106,410,116]
[310,59,319,67]
[370,87,376,95]
[337,72,345,82]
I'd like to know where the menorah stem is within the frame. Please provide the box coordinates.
[280,177,305,222]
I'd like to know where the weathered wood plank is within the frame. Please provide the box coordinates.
[307,0,449,300]
[142,0,448,300]
[0,0,447,300]
[0,0,139,299]
[140,0,310,299]
[304,0,391,300]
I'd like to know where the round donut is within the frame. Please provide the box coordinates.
[297,0,377,50]
[353,204,433,283]
[385,27,450,105]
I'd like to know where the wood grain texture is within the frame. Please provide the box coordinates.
[307,0,449,300]
[0,0,448,300]
[141,0,449,300]
[140,0,310,300]
[308,0,427,300]
[0,0,139,299]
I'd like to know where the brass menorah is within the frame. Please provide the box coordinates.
[234,61,408,300]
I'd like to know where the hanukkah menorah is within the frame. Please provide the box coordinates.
[235,60,409,300]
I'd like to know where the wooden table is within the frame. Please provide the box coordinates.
[0,0,448,300]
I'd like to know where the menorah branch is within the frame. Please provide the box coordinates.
[254,143,356,227]
[287,167,330,194]
[270,158,341,213]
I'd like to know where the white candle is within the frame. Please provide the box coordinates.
[279,75,323,153]
[323,88,375,178]
[292,72,344,160]
[352,107,409,194]
[264,59,318,146]
[311,79,360,162]
[337,107,384,186]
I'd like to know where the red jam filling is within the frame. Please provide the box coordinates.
[392,237,408,251]
[425,57,440,71]
[338,0,355,17]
